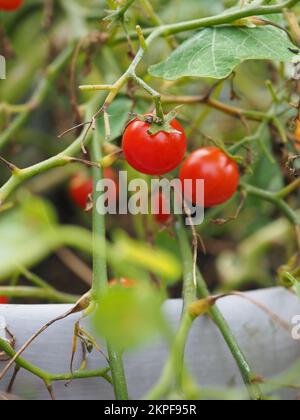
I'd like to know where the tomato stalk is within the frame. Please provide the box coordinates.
[144,217,199,399]
[179,218,264,400]
[90,122,129,401]
[0,335,111,400]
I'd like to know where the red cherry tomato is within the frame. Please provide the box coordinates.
[0,296,8,304]
[69,168,119,210]
[154,192,172,224]
[122,117,187,175]
[69,173,93,210]
[109,278,135,288]
[179,147,240,208]
[0,0,23,11]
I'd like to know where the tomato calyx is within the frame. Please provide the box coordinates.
[141,108,183,136]
[204,135,244,165]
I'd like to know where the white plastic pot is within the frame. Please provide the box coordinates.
[0,287,299,400]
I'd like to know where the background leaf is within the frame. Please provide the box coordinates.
[97,98,132,141]
[109,230,182,283]
[93,284,166,349]
[0,197,93,281]
[149,26,299,80]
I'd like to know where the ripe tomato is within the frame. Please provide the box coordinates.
[109,278,135,288]
[153,192,172,224]
[69,173,93,210]
[0,0,23,11]
[179,147,239,208]
[122,117,187,175]
[0,296,8,304]
[69,168,119,210]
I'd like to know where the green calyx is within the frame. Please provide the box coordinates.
[145,107,183,136]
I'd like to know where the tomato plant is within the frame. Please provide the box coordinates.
[179,147,240,208]
[122,116,187,175]
[1,0,300,403]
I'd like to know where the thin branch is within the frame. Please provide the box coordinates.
[0,292,91,382]
[0,44,75,151]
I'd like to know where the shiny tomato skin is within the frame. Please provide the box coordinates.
[0,296,8,304]
[179,147,240,208]
[122,118,187,175]
[0,0,23,11]
[69,168,119,210]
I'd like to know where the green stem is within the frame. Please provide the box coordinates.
[177,218,263,400]
[0,286,79,304]
[0,337,111,387]
[91,127,129,401]
[117,0,136,18]
[145,218,198,399]
[241,183,300,226]
[131,74,164,121]
[176,219,198,308]
[18,267,53,290]
[276,178,300,199]
[0,44,75,151]
[196,270,263,400]
[112,0,300,44]
[0,97,98,205]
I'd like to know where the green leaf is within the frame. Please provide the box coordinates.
[93,284,166,349]
[0,197,93,281]
[109,230,182,282]
[149,26,300,80]
[0,198,58,280]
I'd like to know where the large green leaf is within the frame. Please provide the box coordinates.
[149,25,300,80]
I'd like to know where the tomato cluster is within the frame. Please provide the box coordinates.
[122,116,240,218]
[0,0,23,11]
[70,115,239,222]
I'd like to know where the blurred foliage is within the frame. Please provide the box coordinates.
[0,0,300,299]
[93,282,166,349]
